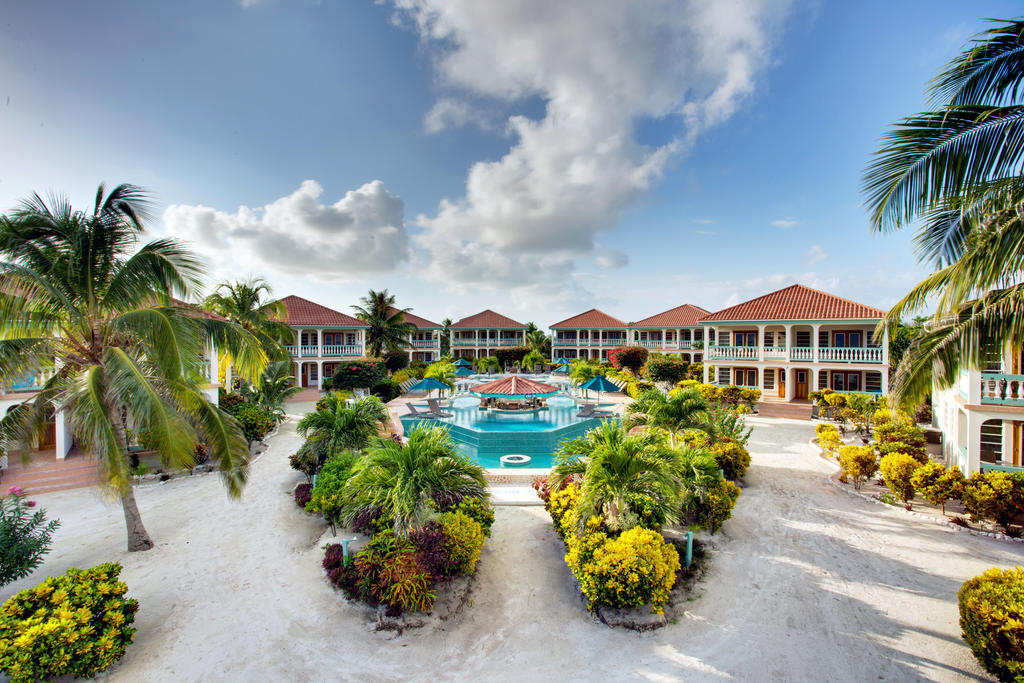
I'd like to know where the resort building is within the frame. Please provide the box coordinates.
[700,285,889,412]
[549,309,628,361]
[629,304,711,363]
[280,295,368,388]
[450,310,527,359]
[933,347,1024,475]
[390,307,442,363]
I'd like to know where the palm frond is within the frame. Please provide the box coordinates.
[931,20,1024,107]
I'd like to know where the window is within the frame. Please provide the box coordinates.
[981,420,1003,464]
[346,333,356,345]
[832,372,845,391]
[797,331,811,347]
[718,367,731,385]
[834,332,847,348]
[309,365,318,381]
[734,331,756,346]
[865,373,882,393]
[764,331,774,346]
[735,368,756,386]
[849,331,862,347]
[764,369,775,390]
[847,373,860,391]
[818,330,829,347]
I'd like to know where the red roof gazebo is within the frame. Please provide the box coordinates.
[469,375,560,399]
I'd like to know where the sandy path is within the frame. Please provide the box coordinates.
[3,410,1020,682]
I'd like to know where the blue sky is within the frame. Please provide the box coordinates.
[1,1,1018,327]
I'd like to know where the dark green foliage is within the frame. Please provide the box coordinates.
[331,360,387,390]
[0,488,60,587]
[371,378,403,402]
[230,402,275,442]
[453,497,495,537]
[384,349,409,373]
[645,355,689,384]
[494,347,529,366]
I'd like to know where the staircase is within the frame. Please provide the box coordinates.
[2,451,101,495]
[757,400,814,421]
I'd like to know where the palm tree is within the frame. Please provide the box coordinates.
[425,360,456,388]
[569,360,599,398]
[203,278,292,359]
[862,19,1024,405]
[241,360,302,421]
[440,317,453,357]
[0,184,266,551]
[340,425,488,535]
[296,394,389,456]
[624,388,708,447]
[552,422,684,531]
[525,325,550,355]
[352,289,416,357]
[477,356,501,374]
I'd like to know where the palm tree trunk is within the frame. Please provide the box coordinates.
[121,485,154,551]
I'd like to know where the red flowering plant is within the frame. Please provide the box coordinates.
[331,360,386,390]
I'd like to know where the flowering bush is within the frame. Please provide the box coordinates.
[331,360,386,391]
[439,511,486,575]
[0,563,138,682]
[838,445,878,491]
[644,355,689,384]
[0,487,60,587]
[815,423,842,455]
[711,441,751,480]
[879,453,921,506]
[608,346,649,374]
[546,482,582,539]
[294,483,313,509]
[694,478,741,533]
[911,462,964,513]
[959,567,1024,682]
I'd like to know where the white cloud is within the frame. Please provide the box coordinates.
[770,218,798,229]
[163,180,411,281]
[693,218,716,225]
[806,244,827,265]
[594,249,628,268]
[695,229,718,236]
[390,0,792,290]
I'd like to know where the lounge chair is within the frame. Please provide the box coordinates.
[427,399,453,418]
[406,402,440,418]
[577,403,613,419]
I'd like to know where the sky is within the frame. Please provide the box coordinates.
[1,0,1019,328]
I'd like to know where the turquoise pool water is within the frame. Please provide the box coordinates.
[400,394,612,468]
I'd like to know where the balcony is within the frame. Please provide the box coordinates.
[285,344,361,358]
[410,339,439,348]
[451,338,522,347]
[706,345,883,363]
[818,347,883,363]
[762,346,787,361]
[980,372,1024,406]
[2,367,56,394]
[789,346,813,362]
[707,345,759,360]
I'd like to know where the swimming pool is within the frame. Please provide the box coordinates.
[399,394,612,468]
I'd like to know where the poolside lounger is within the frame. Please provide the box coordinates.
[576,404,597,418]
[406,402,441,418]
[427,399,453,418]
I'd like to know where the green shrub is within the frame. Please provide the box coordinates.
[453,497,495,537]
[879,453,921,506]
[383,349,409,373]
[306,452,360,528]
[911,462,964,514]
[0,563,138,682]
[569,525,680,614]
[686,363,704,381]
[873,416,928,462]
[712,441,751,480]
[719,385,744,406]
[958,566,1024,682]
[371,377,402,402]
[962,471,1024,527]
[315,390,351,412]
[439,511,486,575]
[331,359,387,391]
[838,445,878,491]
[350,532,435,612]
[695,383,721,403]
[696,478,741,533]
[740,387,761,408]
[0,487,60,587]
[231,401,275,442]
[645,355,689,384]
[623,492,667,531]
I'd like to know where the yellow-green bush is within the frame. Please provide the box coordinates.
[958,566,1024,682]
[815,423,842,455]
[696,383,722,403]
[570,526,680,614]
[697,478,741,533]
[838,445,878,490]
[961,471,1023,527]
[911,461,964,514]
[547,483,582,539]
[439,511,486,575]
[879,453,921,505]
[0,563,138,683]
[712,441,751,480]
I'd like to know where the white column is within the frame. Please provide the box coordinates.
[54,407,71,460]
[317,328,324,357]
[296,361,302,388]
[757,324,766,361]
[316,361,323,389]
[812,324,822,363]
[663,328,668,350]
[967,410,983,474]
[785,366,795,401]
[703,362,710,384]
[784,324,792,361]
[225,362,233,392]
[208,341,219,385]
[882,325,890,367]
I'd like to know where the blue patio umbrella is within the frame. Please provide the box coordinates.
[455,366,475,376]
[581,375,621,405]
[453,358,473,367]
[553,364,569,374]
[408,377,450,398]
[553,356,570,365]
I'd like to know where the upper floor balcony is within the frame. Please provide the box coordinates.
[553,338,628,347]
[707,345,883,364]
[410,338,440,349]
[1,367,57,394]
[285,344,363,358]
[451,337,523,347]
[980,372,1024,407]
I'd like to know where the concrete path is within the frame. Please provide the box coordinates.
[2,410,1019,681]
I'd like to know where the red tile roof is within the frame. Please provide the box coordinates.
[451,309,526,329]
[167,298,228,322]
[700,284,887,323]
[469,375,559,396]
[386,307,440,329]
[550,308,626,329]
[279,295,367,327]
[631,304,710,328]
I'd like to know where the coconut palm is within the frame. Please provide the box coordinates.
[341,425,488,535]
[624,388,708,447]
[862,19,1024,405]
[352,289,416,357]
[240,360,302,421]
[569,360,599,398]
[0,183,266,551]
[425,360,456,388]
[297,394,389,456]
[525,325,550,355]
[478,356,501,374]
[552,422,684,531]
[203,278,292,360]
[440,317,453,357]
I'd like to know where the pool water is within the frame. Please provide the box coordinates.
[400,394,612,468]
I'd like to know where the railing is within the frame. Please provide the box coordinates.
[818,347,883,363]
[410,339,438,348]
[452,338,522,347]
[554,338,627,347]
[3,367,57,393]
[322,345,361,357]
[707,345,759,360]
[286,344,361,357]
[553,339,577,346]
[762,346,786,360]
[980,372,1024,406]
[981,462,1024,473]
[789,346,813,362]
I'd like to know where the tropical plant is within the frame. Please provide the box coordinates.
[552,422,684,531]
[351,289,416,357]
[525,325,550,355]
[961,470,1024,527]
[624,388,708,447]
[438,510,486,575]
[693,478,741,534]
[477,355,501,374]
[521,349,546,371]
[863,19,1024,406]
[330,359,387,391]
[958,566,1024,682]
[240,359,302,421]
[608,346,649,374]
[0,486,60,587]
[297,394,389,456]
[711,441,751,481]
[306,452,360,533]
[911,461,965,513]
[838,445,878,491]
[439,318,452,356]
[228,402,275,442]
[699,403,753,446]
[494,346,529,367]
[340,425,488,535]
[0,563,138,682]
[645,354,690,384]
[424,360,456,388]
[879,453,921,506]
[203,277,292,360]
[0,183,265,551]
[815,423,842,455]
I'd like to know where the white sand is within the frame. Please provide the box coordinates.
[3,408,1019,682]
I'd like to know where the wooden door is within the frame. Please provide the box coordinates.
[300,364,308,388]
[778,369,786,399]
[795,370,808,399]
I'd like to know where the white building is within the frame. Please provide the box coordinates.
[450,310,527,359]
[388,307,442,363]
[279,295,368,388]
[629,304,710,363]
[549,309,628,361]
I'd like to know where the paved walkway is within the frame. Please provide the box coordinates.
[2,411,1019,681]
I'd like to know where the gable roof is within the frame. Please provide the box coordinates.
[550,308,626,329]
[632,303,710,328]
[700,284,887,323]
[279,295,367,327]
[451,309,526,329]
[386,307,441,330]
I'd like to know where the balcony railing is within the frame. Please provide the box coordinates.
[452,338,522,347]
[706,345,883,363]
[980,372,1024,406]
[762,346,787,361]
[554,338,627,347]
[790,346,813,361]
[981,462,1024,473]
[286,344,361,357]
[323,345,361,357]
[818,347,883,363]
[707,345,759,360]
[410,339,439,348]
[3,367,56,393]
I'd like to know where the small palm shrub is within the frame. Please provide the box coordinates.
[0,487,60,587]
[911,462,964,513]
[838,446,878,491]
[959,567,1024,682]
[439,511,486,575]
[0,563,138,682]
[711,441,751,480]
[879,453,922,506]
